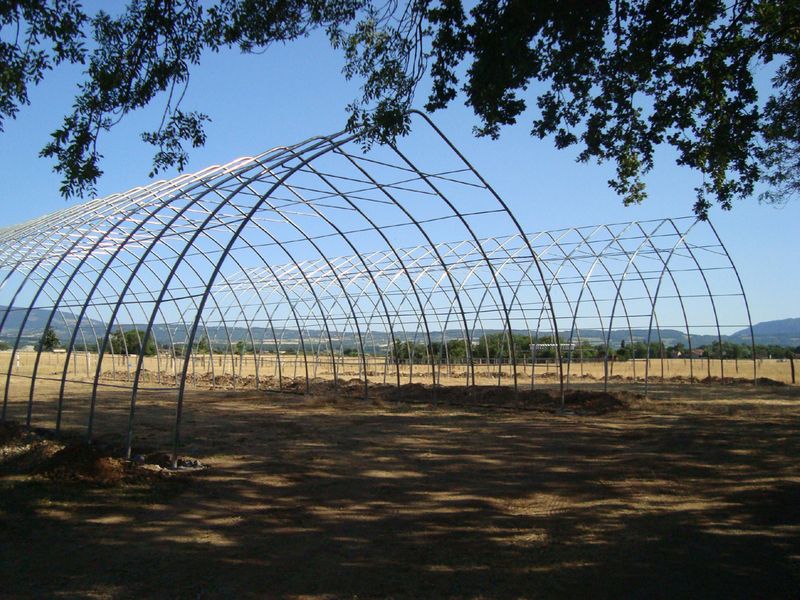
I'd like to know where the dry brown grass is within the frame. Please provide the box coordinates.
[1,350,795,393]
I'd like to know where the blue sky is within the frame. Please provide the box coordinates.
[1,30,797,325]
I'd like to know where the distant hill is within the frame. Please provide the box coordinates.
[1,305,798,349]
[731,318,800,347]
[0,305,99,345]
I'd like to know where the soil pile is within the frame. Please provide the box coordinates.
[37,443,129,484]
[700,375,786,386]
[301,381,636,414]
[0,422,204,485]
[559,389,633,414]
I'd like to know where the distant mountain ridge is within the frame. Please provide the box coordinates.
[731,318,800,347]
[1,305,798,348]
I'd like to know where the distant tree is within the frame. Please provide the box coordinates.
[37,326,60,351]
[109,329,156,357]
[528,336,556,359]
[648,341,665,357]
[704,341,755,359]
[391,340,428,363]
[669,342,687,357]
[446,338,468,360]
[768,345,795,359]
[109,329,126,355]
[0,340,11,351]
[197,335,210,354]
[73,342,99,353]
[571,342,598,360]
[595,343,612,358]
[699,340,800,360]
[475,333,560,360]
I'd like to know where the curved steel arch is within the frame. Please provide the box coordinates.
[0,116,756,463]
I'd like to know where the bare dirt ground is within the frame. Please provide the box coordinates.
[1,382,800,599]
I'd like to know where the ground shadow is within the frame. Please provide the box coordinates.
[1,384,799,598]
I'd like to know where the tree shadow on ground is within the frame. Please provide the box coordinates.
[1,384,799,598]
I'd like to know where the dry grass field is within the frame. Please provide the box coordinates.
[1,349,795,392]
[0,351,799,598]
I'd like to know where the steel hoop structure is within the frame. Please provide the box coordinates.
[0,114,755,465]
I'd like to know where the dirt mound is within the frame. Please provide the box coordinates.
[38,443,128,484]
[700,375,786,386]
[1,422,204,485]
[1,423,106,481]
[336,382,637,415]
[0,421,26,445]
[36,444,207,483]
[99,368,282,390]
[561,389,632,414]
[755,377,787,386]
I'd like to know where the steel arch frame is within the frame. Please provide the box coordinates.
[0,114,756,465]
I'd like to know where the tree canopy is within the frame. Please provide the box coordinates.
[109,328,156,356]
[36,326,60,351]
[2,0,798,215]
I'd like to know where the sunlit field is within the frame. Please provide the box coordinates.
[1,350,794,393]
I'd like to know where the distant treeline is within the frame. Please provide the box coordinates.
[388,334,799,363]
[5,330,799,362]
